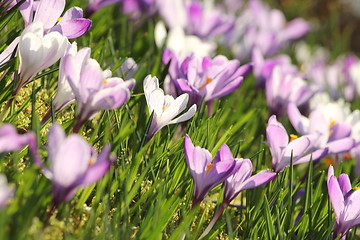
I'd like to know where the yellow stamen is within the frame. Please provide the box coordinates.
[329,119,337,129]
[206,163,214,173]
[354,187,360,191]
[88,158,95,166]
[57,17,63,22]
[344,152,352,161]
[289,134,298,142]
[199,77,213,91]
[324,158,334,166]
[103,80,108,84]
[162,106,168,111]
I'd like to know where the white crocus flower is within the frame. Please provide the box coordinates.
[143,75,197,140]
[17,21,68,94]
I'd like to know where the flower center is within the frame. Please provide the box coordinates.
[344,152,352,160]
[206,163,214,174]
[57,17,63,22]
[324,157,334,166]
[88,158,95,166]
[199,77,213,91]
[103,80,108,84]
[162,106,168,111]
[289,134,298,142]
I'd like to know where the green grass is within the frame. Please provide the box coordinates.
[0,1,358,239]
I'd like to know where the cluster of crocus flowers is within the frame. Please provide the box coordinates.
[163,50,251,115]
[327,165,360,239]
[226,0,311,61]
[184,135,275,238]
[62,47,135,132]
[143,75,196,140]
[32,124,115,206]
[266,115,328,172]
[288,100,356,159]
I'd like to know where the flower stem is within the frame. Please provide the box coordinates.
[199,202,227,239]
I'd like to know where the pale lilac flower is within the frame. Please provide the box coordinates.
[158,0,234,39]
[119,57,138,80]
[63,48,135,132]
[33,123,115,205]
[252,47,297,88]
[226,0,310,61]
[163,51,251,115]
[0,0,91,66]
[184,135,236,206]
[288,98,356,157]
[265,66,314,117]
[0,124,35,153]
[327,165,360,239]
[17,21,68,94]
[0,174,14,209]
[224,159,276,204]
[266,115,328,172]
[122,0,156,19]
[86,0,122,17]
[20,0,92,38]
[144,75,196,140]
[200,157,275,238]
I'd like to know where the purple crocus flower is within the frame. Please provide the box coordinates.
[265,66,314,117]
[33,123,115,206]
[184,135,236,207]
[163,51,251,115]
[288,102,356,157]
[252,47,297,88]
[224,159,276,204]
[63,47,135,133]
[327,165,360,239]
[20,0,92,38]
[158,0,234,40]
[86,0,122,17]
[200,158,276,238]
[225,0,310,61]
[0,123,36,154]
[121,0,156,19]
[0,174,14,209]
[266,115,328,172]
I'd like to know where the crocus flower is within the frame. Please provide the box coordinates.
[33,123,115,205]
[184,135,236,206]
[265,66,314,117]
[223,159,276,204]
[200,158,276,238]
[266,115,328,172]
[63,47,135,133]
[0,0,91,67]
[21,0,92,38]
[327,165,360,239]
[0,124,36,154]
[0,174,14,209]
[86,0,122,17]
[158,0,234,39]
[252,47,297,88]
[163,51,251,115]
[17,21,68,94]
[288,99,356,157]
[225,0,310,61]
[119,57,138,80]
[144,75,196,140]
